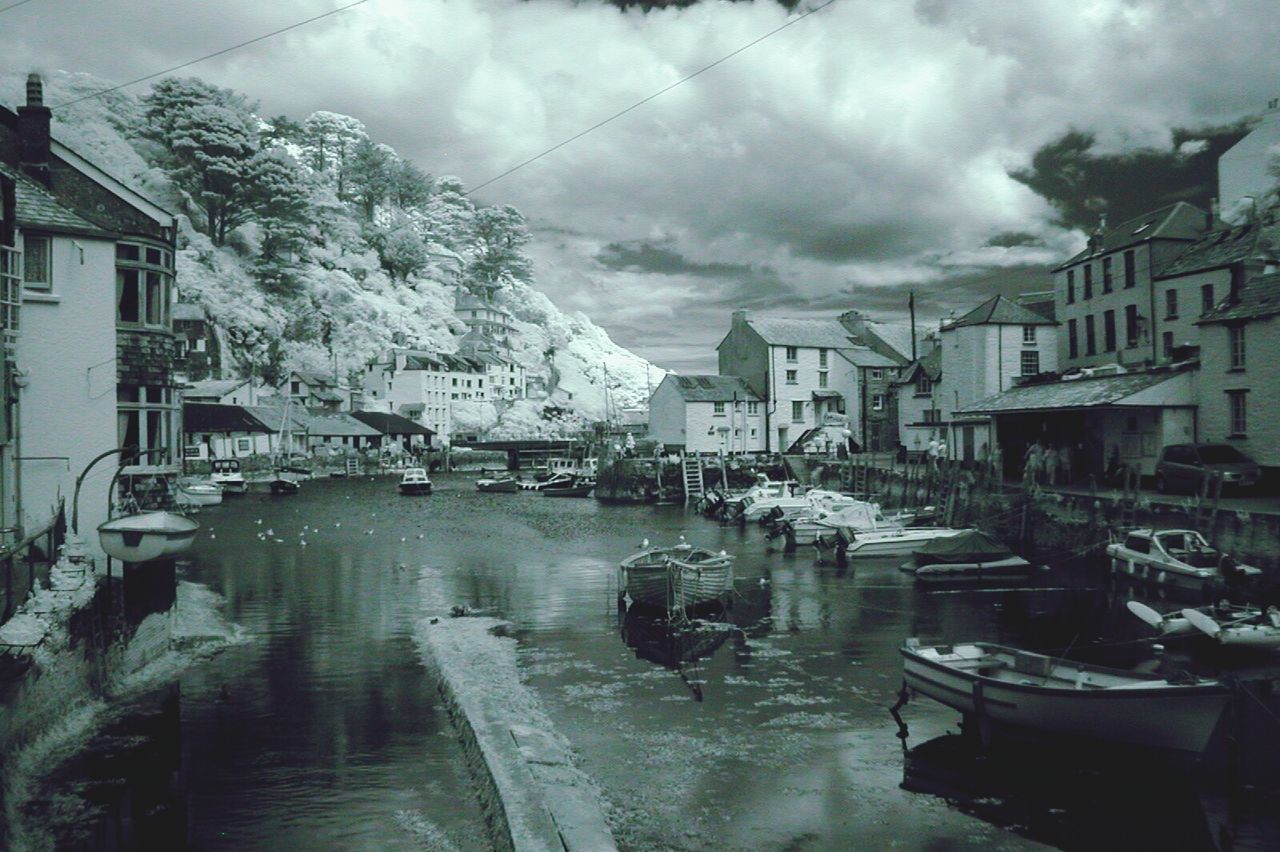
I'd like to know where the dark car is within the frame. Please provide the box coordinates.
[1154,443,1262,494]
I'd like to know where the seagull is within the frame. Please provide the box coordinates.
[641,538,650,548]
[209,533,216,540]
[416,533,424,540]
[400,537,407,543]
[266,529,274,536]
[335,522,341,528]
[299,539,307,546]
[273,538,284,543]
[255,519,263,525]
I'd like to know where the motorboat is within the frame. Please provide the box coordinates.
[176,476,223,507]
[209,459,247,495]
[518,472,575,491]
[901,529,1039,584]
[900,639,1232,756]
[742,488,860,523]
[619,539,735,611]
[543,477,595,498]
[270,473,301,495]
[779,500,903,549]
[476,476,519,493]
[839,526,971,558]
[1105,529,1261,598]
[398,467,433,495]
[98,511,200,562]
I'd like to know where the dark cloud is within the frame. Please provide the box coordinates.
[595,241,764,279]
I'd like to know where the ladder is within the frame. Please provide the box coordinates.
[682,455,705,504]
[345,456,360,477]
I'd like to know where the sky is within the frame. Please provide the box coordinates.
[4,0,1280,372]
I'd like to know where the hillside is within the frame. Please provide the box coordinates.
[1,71,661,436]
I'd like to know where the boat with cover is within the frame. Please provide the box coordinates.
[476,476,519,493]
[1181,606,1280,650]
[1106,529,1261,598]
[619,539,735,611]
[398,467,433,495]
[209,459,247,495]
[901,638,1233,755]
[98,511,200,562]
[902,529,1038,583]
[1126,600,1261,639]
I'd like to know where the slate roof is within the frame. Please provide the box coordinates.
[664,374,760,403]
[350,410,435,436]
[958,370,1188,415]
[0,162,110,236]
[184,379,248,400]
[183,403,272,434]
[943,295,1057,329]
[1198,271,1280,324]
[1155,222,1267,279]
[1053,202,1206,271]
[893,346,942,384]
[243,404,311,435]
[745,317,857,349]
[306,413,381,437]
[860,320,917,363]
[455,293,510,314]
[840,347,899,368]
[292,370,336,388]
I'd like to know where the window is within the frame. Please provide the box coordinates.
[1083,264,1093,299]
[1085,314,1097,355]
[291,380,301,394]
[1125,305,1139,347]
[1162,331,1174,357]
[1020,350,1040,376]
[873,394,885,411]
[236,437,251,453]
[871,368,883,380]
[1066,269,1075,303]
[924,408,941,423]
[785,346,798,362]
[818,371,828,389]
[115,241,172,328]
[915,375,932,396]
[1103,310,1116,352]
[1102,256,1113,293]
[713,401,726,416]
[1123,250,1136,288]
[785,369,797,384]
[1229,325,1246,369]
[1165,288,1178,319]
[1068,318,1078,359]
[750,428,757,438]
[818,348,828,367]
[0,246,20,340]
[117,385,177,463]
[1022,325,1036,344]
[22,234,50,289]
[791,400,804,422]
[747,401,759,415]
[1201,284,1215,315]
[1227,390,1247,436]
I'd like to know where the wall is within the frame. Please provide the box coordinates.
[716,317,768,401]
[16,231,116,546]
[895,376,942,451]
[1199,316,1279,467]
[1218,108,1280,221]
[683,399,765,454]
[770,346,857,452]
[1056,243,1170,368]
[646,378,687,448]
[1151,266,1232,355]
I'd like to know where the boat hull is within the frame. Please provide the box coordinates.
[841,527,970,557]
[399,483,433,495]
[543,484,594,497]
[98,511,200,562]
[619,546,734,611]
[476,478,519,493]
[210,477,247,495]
[668,557,734,609]
[177,483,223,507]
[911,556,1037,584]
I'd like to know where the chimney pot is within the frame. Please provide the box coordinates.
[25,73,43,107]
[732,309,749,324]
[17,73,52,186]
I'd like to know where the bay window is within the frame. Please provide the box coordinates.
[116,241,173,328]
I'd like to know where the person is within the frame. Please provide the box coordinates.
[624,433,636,457]
[927,434,943,472]
[1024,439,1044,485]
[1045,442,1060,485]
[1058,443,1073,485]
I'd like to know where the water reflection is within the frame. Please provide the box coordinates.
[619,604,744,701]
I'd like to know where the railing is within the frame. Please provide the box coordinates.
[0,499,66,623]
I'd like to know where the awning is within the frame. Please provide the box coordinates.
[811,389,843,400]
[956,369,1194,417]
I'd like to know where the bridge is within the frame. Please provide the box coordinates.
[451,439,582,470]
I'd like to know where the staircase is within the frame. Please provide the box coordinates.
[682,455,705,504]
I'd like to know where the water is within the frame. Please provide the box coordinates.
[25,473,1279,850]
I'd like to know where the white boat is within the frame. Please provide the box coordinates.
[1106,529,1262,598]
[742,488,859,523]
[1181,607,1280,650]
[98,511,200,562]
[177,476,223,507]
[901,639,1233,756]
[398,467,433,495]
[209,459,248,495]
[780,500,903,548]
[518,472,575,491]
[831,524,970,558]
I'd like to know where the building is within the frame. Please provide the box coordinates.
[1052,202,1206,371]
[173,300,221,381]
[281,370,352,412]
[891,346,943,455]
[837,311,915,451]
[1196,269,1280,473]
[1218,99,1280,223]
[182,403,274,460]
[362,349,465,441]
[454,291,515,344]
[647,374,764,453]
[938,295,1058,464]
[349,410,434,454]
[1,74,180,547]
[305,412,382,453]
[455,339,526,401]
[718,310,884,452]
[183,378,264,406]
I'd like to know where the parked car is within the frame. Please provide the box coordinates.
[1154,443,1261,494]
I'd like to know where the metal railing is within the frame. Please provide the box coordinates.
[0,500,66,623]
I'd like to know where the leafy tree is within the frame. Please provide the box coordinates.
[167,103,260,245]
[391,158,433,210]
[367,216,430,280]
[420,176,476,256]
[303,111,368,199]
[347,138,397,221]
[143,77,254,143]
[247,149,315,259]
[467,204,534,295]
[262,114,307,146]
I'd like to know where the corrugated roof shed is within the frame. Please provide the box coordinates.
[958,370,1185,415]
[1053,202,1206,271]
[1198,271,1280,324]
[943,295,1057,329]
[350,410,435,436]
[746,317,856,348]
[664,374,760,402]
[1155,222,1267,279]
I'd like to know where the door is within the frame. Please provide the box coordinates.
[962,426,975,464]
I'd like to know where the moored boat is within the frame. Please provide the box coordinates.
[1181,606,1280,650]
[901,639,1232,755]
[902,529,1038,584]
[543,478,595,497]
[1106,529,1261,599]
[177,476,223,507]
[398,467,433,495]
[209,459,247,495]
[619,540,735,611]
[518,472,575,491]
[270,475,300,495]
[98,511,201,562]
[835,525,971,558]
[476,476,519,493]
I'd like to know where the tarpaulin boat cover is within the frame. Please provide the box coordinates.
[912,529,1014,566]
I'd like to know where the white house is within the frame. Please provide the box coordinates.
[362,349,464,441]
[184,378,265,407]
[891,346,943,456]
[647,374,764,454]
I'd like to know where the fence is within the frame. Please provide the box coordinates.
[0,500,66,623]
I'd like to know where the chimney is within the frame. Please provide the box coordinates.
[17,74,52,186]
[731,309,749,326]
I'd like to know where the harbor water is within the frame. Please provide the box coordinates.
[20,473,1279,850]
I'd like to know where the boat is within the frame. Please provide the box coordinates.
[543,477,595,498]
[476,476,519,493]
[398,467,433,495]
[1105,529,1262,599]
[270,472,300,495]
[97,511,201,562]
[1181,607,1280,650]
[209,459,247,495]
[831,525,971,558]
[901,639,1233,756]
[176,476,223,507]
[779,500,903,549]
[742,488,860,523]
[518,472,575,491]
[901,529,1039,584]
[619,539,735,611]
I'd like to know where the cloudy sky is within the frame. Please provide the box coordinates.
[4,0,1280,371]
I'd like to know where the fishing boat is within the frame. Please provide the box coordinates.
[476,476,519,493]
[209,459,247,495]
[901,639,1233,755]
[398,467,433,495]
[269,475,300,495]
[902,529,1038,584]
[619,539,735,611]
[667,547,735,610]
[98,511,200,562]
[543,477,595,498]
[1105,529,1262,598]
[176,476,223,507]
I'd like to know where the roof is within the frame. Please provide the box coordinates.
[306,413,381,438]
[1053,202,1206,271]
[943,295,1057,330]
[183,403,272,434]
[243,404,311,434]
[744,317,857,349]
[291,370,336,388]
[350,410,435,436]
[859,321,917,362]
[455,292,510,314]
[1155,222,1267,279]
[184,379,247,399]
[840,347,900,368]
[0,162,110,236]
[958,369,1192,415]
[172,302,205,322]
[1198,271,1280,324]
[663,374,760,402]
[893,346,941,385]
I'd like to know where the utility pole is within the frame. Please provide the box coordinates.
[909,290,917,362]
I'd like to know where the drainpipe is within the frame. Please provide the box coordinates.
[1147,245,1158,364]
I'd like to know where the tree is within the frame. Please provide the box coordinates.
[420,176,476,256]
[262,114,307,146]
[391,158,433,210]
[167,103,260,245]
[367,216,430,281]
[347,138,397,221]
[246,149,315,259]
[303,111,368,199]
[466,204,534,295]
[143,77,254,143]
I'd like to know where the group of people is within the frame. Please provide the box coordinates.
[1023,439,1075,486]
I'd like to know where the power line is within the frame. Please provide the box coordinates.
[51,0,371,110]
[0,0,38,15]
[466,0,840,196]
